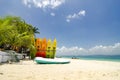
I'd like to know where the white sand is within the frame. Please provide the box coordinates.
[0,59,120,80]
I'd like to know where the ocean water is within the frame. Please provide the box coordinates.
[62,55,120,62]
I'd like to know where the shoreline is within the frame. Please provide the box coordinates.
[0,59,120,80]
[61,55,120,62]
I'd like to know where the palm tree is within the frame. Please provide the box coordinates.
[32,27,40,34]
[0,16,16,49]
[0,15,39,59]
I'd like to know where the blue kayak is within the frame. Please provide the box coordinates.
[34,57,70,64]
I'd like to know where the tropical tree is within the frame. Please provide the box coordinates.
[32,27,40,34]
[0,16,16,49]
[0,15,40,59]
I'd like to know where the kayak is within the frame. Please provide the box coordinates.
[50,39,57,58]
[46,39,52,58]
[34,57,70,64]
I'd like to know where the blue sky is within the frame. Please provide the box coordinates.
[0,0,120,55]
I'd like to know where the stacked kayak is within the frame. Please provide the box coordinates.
[35,38,57,59]
[34,57,70,64]
[34,38,70,64]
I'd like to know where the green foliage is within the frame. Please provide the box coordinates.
[0,15,40,59]
[29,44,37,59]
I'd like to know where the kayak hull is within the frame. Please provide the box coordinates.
[34,57,70,64]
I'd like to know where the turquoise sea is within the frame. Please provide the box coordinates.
[61,55,120,62]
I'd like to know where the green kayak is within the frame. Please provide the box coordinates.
[34,57,70,64]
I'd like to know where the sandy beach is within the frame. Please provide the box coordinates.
[0,59,120,80]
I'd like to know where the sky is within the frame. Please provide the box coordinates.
[0,0,120,56]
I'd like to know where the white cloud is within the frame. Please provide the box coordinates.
[66,10,86,22]
[66,19,70,22]
[56,43,120,56]
[50,12,55,16]
[22,0,65,9]
[78,10,85,16]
